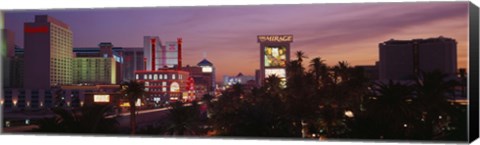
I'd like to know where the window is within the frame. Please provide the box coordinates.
[149,74,152,80]
[135,74,139,80]
[162,82,167,86]
[162,87,167,92]
[159,74,163,79]
[172,74,176,79]
[164,74,168,79]
[143,74,147,80]
[154,74,158,80]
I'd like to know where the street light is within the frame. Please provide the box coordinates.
[345,110,354,118]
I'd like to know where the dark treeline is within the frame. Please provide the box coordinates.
[207,51,467,141]
[31,51,467,141]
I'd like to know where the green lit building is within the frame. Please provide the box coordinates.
[72,57,117,85]
[72,42,123,85]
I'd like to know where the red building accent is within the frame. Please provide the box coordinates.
[24,25,49,33]
[151,38,156,70]
[144,58,147,70]
[177,38,182,70]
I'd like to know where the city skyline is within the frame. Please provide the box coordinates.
[4,2,469,81]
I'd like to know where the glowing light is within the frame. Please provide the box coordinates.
[344,110,354,118]
[94,95,110,103]
[135,98,141,107]
[5,121,11,127]
[202,66,213,73]
[403,124,408,128]
[264,46,287,67]
[171,82,180,92]
[258,35,293,43]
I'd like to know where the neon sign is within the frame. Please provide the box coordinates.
[94,95,110,103]
[25,26,49,33]
[258,35,293,43]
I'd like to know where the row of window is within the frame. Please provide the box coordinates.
[136,74,184,80]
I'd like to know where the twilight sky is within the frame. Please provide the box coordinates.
[4,2,469,81]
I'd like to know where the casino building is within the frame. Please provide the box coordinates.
[135,36,192,103]
[257,35,293,87]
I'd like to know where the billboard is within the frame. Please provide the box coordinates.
[257,35,293,43]
[265,68,287,87]
[264,46,287,67]
[164,41,179,68]
[265,68,286,78]
[94,95,110,103]
[202,66,213,73]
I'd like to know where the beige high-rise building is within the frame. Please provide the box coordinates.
[24,15,73,89]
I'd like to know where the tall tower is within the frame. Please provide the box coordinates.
[257,35,293,87]
[24,15,73,89]
[143,36,161,71]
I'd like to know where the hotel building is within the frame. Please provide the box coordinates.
[24,15,73,89]
[2,29,16,88]
[73,42,123,85]
[379,36,457,80]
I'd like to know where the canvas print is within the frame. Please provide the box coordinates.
[0,1,477,143]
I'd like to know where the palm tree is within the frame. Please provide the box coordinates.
[120,80,145,135]
[32,104,118,133]
[366,80,417,139]
[163,101,201,136]
[295,51,308,63]
[414,70,457,139]
[309,57,329,88]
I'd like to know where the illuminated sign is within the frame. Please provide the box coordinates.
[202,66,213,73]
[171,82,180,92]
[25,26,49,33]
[258,35,293,43]
[265,68,286,78]
[264,46,287,67]
[265,68,287,88]
[94,95,110,103]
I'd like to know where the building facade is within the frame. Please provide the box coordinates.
[379,36,457,80]
[122,47,144,81]
[72,57,117,85]
[7,48,25,88]
[24,15,73,89]
[143,36,182,70]
[135,70,190,103]
[73,42,125,84]
[182,58,216,98]
[2,29,16,88]
[1,85,120,112]
[143,36,162,71]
